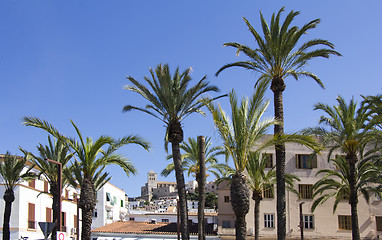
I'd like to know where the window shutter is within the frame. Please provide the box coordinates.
[28,203,35,221]
[312,154,318,168]
[295,154,299,169]
[46,208,52,222]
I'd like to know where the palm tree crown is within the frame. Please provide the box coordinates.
[124,64,220,145]
[161,136,227,179]
[216,7,341,87]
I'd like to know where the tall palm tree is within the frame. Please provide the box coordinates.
[304,96,376,240]
[20,136,74,240]
[215,8,341,240]
[246,152,299,240]
[22,117,150,240]
[0,152,35,240]
[202,81,278,240]
[161,136,227,181]
[123,63,220,240]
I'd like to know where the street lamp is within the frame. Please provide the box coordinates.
[299,202,305,240]
[46,159,62,232]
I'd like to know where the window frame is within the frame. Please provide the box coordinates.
[224,196,230,203]
[303,215,314,229]
[299,184,313,199]
[222,220,231,228]
[338,215,352,230]
[296,154,317,169]
[264,213,275,228]
[262,153,273,168]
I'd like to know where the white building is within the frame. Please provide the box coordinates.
[92,182,128,229]
[0,176,79,239]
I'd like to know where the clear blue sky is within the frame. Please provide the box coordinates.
[1,1,381,197]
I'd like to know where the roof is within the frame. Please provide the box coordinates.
[157,181,177,184]
[92,221,217,235]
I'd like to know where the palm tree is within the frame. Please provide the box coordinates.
[304,96,376,240]
[215,8,341,240]
[161,136,227,181]
[246,152,300,240]
[20,136,74,240]
[23,117,150,240]
[311,155,382,235]
[202,81,278,240]
[123,63,220,240]
[0,152,35,240]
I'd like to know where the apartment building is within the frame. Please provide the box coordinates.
[0,177,79,239]
[92,182,128,229]
[217,141,382,239]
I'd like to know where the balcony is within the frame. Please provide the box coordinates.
[28,220,36,229]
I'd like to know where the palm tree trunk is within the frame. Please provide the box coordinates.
[198,136,206,240]
[253,193,261,240]
[51,182,59,240]
[172,141,190,240]
[231,172,250,240]
[271,79,286,240]
[348,154,360,240]
[2,189,15,240]
[79,178,97,240]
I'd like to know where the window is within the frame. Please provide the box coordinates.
[263,153,273,168]
[106,210,113,220]
[106,192,111,202]
[61,212,66,232]
[303,215,314,229]
[130,217,135,221]
[222,220,231,228]
[162,219,169,223]
[299,184,313,199]
[224,196,230,203]
[44,180,49,192]
[264,214,274,228]
[93,209,97,218]
[113,196,117,206]
[28,203,35,229]
[338,215,352,230]
[74,215,78,229]
[376,216,382,231]
[121,200,124,207]
[28,179,35,188]
[263,184,274,198]
[46,208,52,222]
[296,154,317,169]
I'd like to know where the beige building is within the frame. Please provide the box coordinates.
[217,142,382,239]
[141,170,178,201]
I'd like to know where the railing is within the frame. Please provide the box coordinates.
[27,220,36,229]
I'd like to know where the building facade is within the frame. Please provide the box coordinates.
[92,182,128,229]
[217,142,382,239]
[0,177,79,239]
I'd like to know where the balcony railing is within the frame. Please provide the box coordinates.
[28,220,36,229]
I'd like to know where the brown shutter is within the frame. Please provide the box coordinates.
[44,180,49,192]
[74,215,78,229]
[29,180,35,188]
[28,203,35,229]
[46,208,52,222]
[61,212,66,227]
[312,154,318,168]
[295,154,299,168]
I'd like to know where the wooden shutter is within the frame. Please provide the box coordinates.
[312,154,318,168]
[295,154,299,168]
[74,215,78,229]
[28,203,35,229]
[29,179,35,188]
[61,212,66,228]
[46,207,52,222]
[44,180,49,192]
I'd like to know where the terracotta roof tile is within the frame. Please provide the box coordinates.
[92,221,216,235]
